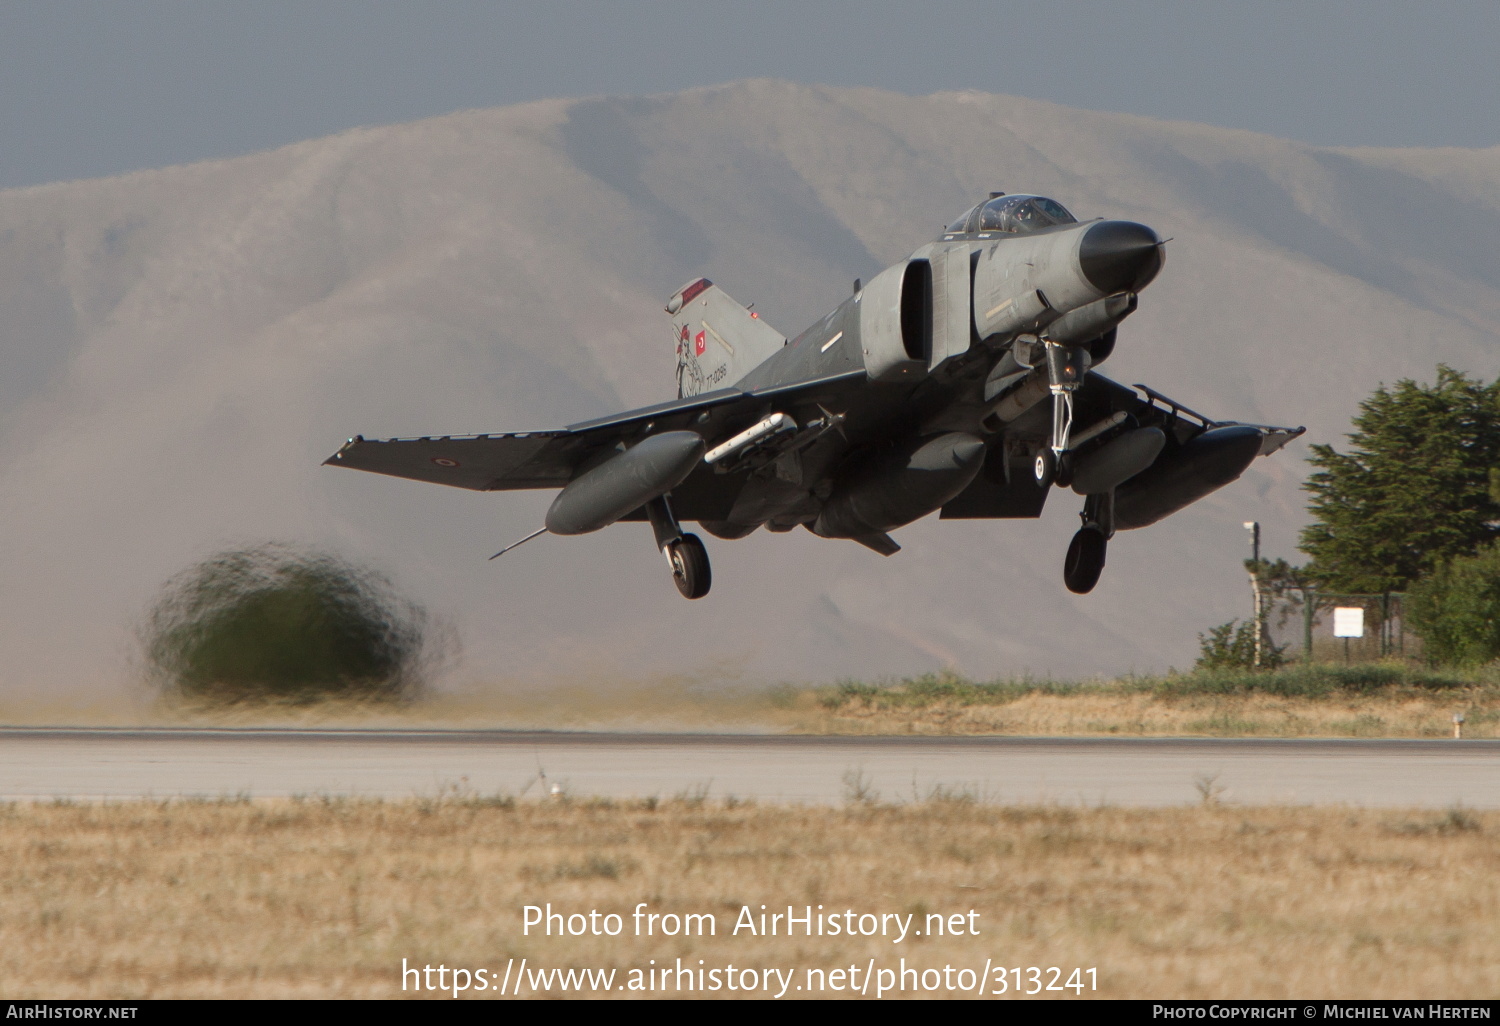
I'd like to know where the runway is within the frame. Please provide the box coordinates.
[1,728,1496,806]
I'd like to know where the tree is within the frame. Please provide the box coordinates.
[1406,543,1500,666]
[1300,366,1500,593]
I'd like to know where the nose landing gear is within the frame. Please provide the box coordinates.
[647,495,711,599]
[1064,491,1113,595]
[1032,341,1088,494]
[1033,448,1056,489]
[1044,341,1089,460]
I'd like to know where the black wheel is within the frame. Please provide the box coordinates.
[1063,525,1107,594]
[1055,452,1075,490]
[667,533,711,599]
[1033,449,1056,488]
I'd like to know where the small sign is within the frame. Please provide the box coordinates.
[1333,607,1365,638]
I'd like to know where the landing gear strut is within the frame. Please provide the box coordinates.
[647,495,711,599]
[1064,491,1113,595]
[1044,341,1090,460]
[1033,342,1089,494]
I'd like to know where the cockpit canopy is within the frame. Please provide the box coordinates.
[945,194,1078,236]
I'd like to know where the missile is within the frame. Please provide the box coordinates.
[1113,425,1263,530]
[545,430,706,535]
[704,412,795,464]
[814,432,986,539]
[1067,410,1128,449]
[980,365,1050,431]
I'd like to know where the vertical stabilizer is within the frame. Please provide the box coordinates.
[668,278,786,397]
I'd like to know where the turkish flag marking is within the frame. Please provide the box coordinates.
[694,330,706,356]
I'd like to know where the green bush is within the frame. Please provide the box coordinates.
[144,544,431,704]
[1195,619,1286,671]
[1407,542,1500,666]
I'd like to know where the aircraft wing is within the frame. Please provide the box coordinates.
[940,371,1303,520]
[323,370,867,503]
[1112,379,1305,452]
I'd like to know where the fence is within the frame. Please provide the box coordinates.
[1259,590,1417,663]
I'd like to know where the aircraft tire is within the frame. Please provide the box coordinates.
[1063,525,1107,594]
[1033,449,1056,489]
[1055,452,1075,490]
[668,533,712,599]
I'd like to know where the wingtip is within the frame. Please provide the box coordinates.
[322,435,365,466]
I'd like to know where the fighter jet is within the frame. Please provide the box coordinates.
[325,192,1302,599]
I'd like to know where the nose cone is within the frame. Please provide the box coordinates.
[1079,220,1164,294]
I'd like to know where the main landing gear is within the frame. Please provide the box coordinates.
[1064,491,1113,595]
[647,495,711,599]
[1064,525,1106,594]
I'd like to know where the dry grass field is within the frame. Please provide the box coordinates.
[791,687,1498,738]
[788,666,1500,739]
[2,797,1496,999]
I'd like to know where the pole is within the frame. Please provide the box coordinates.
[1245,522,1262,669]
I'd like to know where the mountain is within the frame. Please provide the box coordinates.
[1,80,1497,695]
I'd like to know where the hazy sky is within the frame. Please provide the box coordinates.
[1,1,1496,191]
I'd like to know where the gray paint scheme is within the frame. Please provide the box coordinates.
[326,194,1302,595]
[545,430,705,536]
[1071,427,1166,496]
